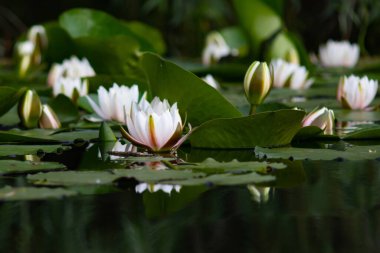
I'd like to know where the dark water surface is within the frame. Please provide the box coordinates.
[0,143,380,253]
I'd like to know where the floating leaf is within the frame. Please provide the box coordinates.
[0,160,66,175]
[189,109,305,148]
[28,171,119,186]
[0,186,76,201]
[0,144,69,156]
[175,158,286,174]
[255,145,380,160]
[0,129,57,143]
[112,168,206,182]
[141,53,242,126]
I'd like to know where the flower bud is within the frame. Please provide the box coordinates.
[18,90,42,128]
[244,61,272,106]
[39,105,61,129]
[302,107,335,135]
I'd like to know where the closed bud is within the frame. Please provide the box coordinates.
[39,105,61,129]
[302,107,335,135]
[244,61,272,106]
[18,90,42,128]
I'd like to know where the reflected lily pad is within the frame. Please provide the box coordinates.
[0,186,76,201]
[0,160,66,175]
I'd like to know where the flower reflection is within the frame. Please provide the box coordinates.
[247,185,271,203]
[135,183,181,195]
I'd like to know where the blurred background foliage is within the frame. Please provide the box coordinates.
[2,0,380,58]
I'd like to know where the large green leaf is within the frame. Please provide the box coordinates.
[141,53,242,126]
[0,87,26,117]
[233,0,282,57]
[43,22,75,63]
[0,186,76,201]
[74,36,145,81]
[0,160,66,175]
[48,94,79,123]
[189,109,305,148]
[59,8,154,52]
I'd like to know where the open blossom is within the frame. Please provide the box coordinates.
[86,84,147,123]
[135,183,181,194]
[302,107,335,135]
[202,31,238,65]
[270,59,313,89]
[337,75,378,110]
[48,56,95,86]
[53,77,88,100]
[120,97,190,152]
[319,40,359,68]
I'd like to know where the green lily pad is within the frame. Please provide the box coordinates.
[175,158,286,174]
[0,144,69,156]
[0,87,26,117]
[163,172,275,186]
[48,94,79,123]
[0,160,66,175]
[189,109,305,148]
[0,186,76,201]
[27,171,119,186]
[141,53,242,126]
[335,110,380,122]
[112,168,206,182]
[0,129,57,143]
[255,145,380,161]
[343,126,380,140]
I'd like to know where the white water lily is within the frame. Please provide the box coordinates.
[39,104,61,129]
[48,56,95,86]
[17,41,35,77]
[53,77,88,100]
[202,74,220,89]
[319,40,359,68]
[27,25,48,49]
[120,97,190,152]
[337,75,378,110]
[202,31,237,65]
[302,107,335,135]
[270,59,313,89]
[135,183,181,194]
[85,84,147,123]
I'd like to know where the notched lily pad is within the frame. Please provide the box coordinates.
[255,145,380,161]
[0,160,66,175]
[0,186,76,201]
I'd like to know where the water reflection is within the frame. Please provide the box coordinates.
[0,144,380,252]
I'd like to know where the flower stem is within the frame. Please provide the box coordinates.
[249,105,257,115]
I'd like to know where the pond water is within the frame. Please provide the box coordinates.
[0,141,379,253]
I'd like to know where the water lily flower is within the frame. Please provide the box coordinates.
[247,185,271,203]
[202,31,238,65]
[52,77,88,101]
[85,84,147,123]
[120,97,190,152]
[17,25,47,77]
[319,40,359,68]
[202,74,220,89]
[48,56,96,86]
[270,59,313,89]
[18,89,42,129]
[337,75,378,110]
[39,105,61,129]
[135,183,181,194]
[302,107,335,135]
[244,61,272,113]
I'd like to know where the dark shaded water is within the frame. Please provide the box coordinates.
[0,144,380,253]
